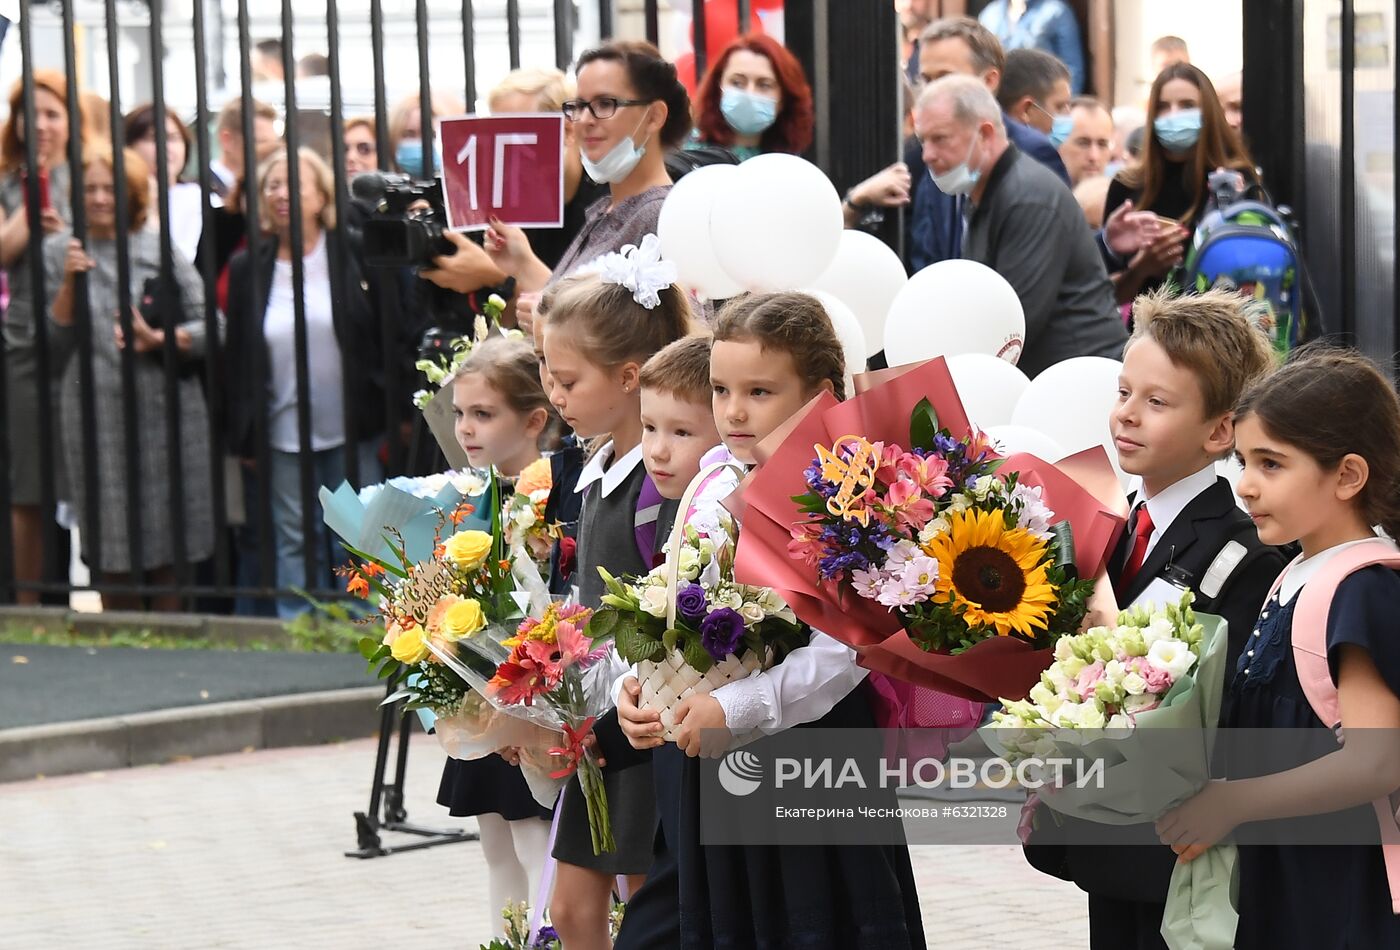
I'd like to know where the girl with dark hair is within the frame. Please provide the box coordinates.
[483,41,691,334]
[692,33,814,160]
[1104,63,1258,304]
[605,292,927,950]
[1157,346,1400,950]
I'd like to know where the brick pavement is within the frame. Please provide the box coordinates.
[0,739,1088,949]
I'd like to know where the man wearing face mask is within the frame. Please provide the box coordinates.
[997,49,1073,152]
[916,74,1125,377]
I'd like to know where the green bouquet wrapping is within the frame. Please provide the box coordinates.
[983,591,1237,950]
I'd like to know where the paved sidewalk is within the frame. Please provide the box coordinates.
[0,739,1089,949]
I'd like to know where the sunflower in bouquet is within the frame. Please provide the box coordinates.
[788,398,1096,656]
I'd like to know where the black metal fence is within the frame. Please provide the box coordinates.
[0,0,896,613]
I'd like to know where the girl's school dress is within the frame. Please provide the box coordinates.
[1223,537,1400,950]
[550,440,665,874]
[609,451,927,950]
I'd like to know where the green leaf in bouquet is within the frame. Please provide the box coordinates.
[376,659,399,679]
[358,636,384,661]
[909,397,939,449]
[662,627,679,653]
[339,542,410,579]
[1049,521,1077,577]
[587,608,621,642]
[742,630,764,658]
[680,634,715,674]
[598,567,631,601]
[614,617,664,664]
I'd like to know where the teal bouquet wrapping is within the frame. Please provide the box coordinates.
[319,470,491,565]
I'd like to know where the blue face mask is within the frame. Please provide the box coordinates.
[1153,108,1202,153]
[395,138,425,175]
[1049,113,1074,149]
[720,87,779,137]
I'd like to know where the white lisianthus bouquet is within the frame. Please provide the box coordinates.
[991,593,1209,750]
[983,590,1236,950]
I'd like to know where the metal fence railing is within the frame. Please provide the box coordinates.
[1,0,891,614]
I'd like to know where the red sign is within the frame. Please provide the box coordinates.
[438,114,565,231]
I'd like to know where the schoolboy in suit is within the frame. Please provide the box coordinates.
[1025,288,1287,950]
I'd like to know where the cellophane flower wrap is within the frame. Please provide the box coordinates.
[982,590,1237,950]
[730,357,1125,703]
[585,470,809,739]
[342,473,615,837]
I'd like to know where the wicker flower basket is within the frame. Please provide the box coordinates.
[642,458,763,742]
[639,648,765,741]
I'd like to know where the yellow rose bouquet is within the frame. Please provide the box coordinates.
[344,470,539,718]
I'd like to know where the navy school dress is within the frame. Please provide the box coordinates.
[597,673,927,950]
[436,454,585,823]
[1222,564,1400,950]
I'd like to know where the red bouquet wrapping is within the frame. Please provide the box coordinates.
[726,358,1126,703]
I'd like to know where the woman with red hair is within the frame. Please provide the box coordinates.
[693,34,813,160]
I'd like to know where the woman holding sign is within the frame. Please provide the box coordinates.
[483,40,692,334]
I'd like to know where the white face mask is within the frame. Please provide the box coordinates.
[930,133,983,197]
[581,108,651,185]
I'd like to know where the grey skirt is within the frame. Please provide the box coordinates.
[5,347,63,507]
[551,762,656,874]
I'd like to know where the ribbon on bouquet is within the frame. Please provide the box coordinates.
[548,717,597,779]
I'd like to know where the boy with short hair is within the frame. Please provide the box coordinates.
[1027,287,1287,949]
[639,336,722,500]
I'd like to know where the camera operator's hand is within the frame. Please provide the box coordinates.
[419,230,507,294]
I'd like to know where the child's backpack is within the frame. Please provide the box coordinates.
[1183,171,1310,358]
[1279,537,1400,913]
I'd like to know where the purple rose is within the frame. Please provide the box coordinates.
[700,607,746,662]
[676,582,709,624]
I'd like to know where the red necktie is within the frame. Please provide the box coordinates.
[1116,505,1155,598]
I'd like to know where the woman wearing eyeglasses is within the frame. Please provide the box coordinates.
[342,117,377,179]
[481,40,692,336]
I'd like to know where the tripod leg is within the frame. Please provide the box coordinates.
[347,681,401,857]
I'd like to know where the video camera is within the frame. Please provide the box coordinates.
[351,171,456,268]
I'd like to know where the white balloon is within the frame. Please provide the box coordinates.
[1012,356,1130,488]
[982,425,1067,462]
[883,259,1025,366]
[657,164,744,301]
[804,289,866,397]
[711,153,843,292]
[945,353,1031,429]
[810,230,907,351]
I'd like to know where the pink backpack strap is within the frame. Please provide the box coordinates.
[1291,539,1400,913]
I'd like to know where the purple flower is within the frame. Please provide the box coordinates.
[676,583,709,623]
[532,926,560,948]
[700,608,746,661]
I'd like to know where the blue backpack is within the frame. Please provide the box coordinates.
[1183,174,1310,356]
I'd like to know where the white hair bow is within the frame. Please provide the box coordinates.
[581,233,678,310]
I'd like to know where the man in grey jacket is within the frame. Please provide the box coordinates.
[914,73,1127,377]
